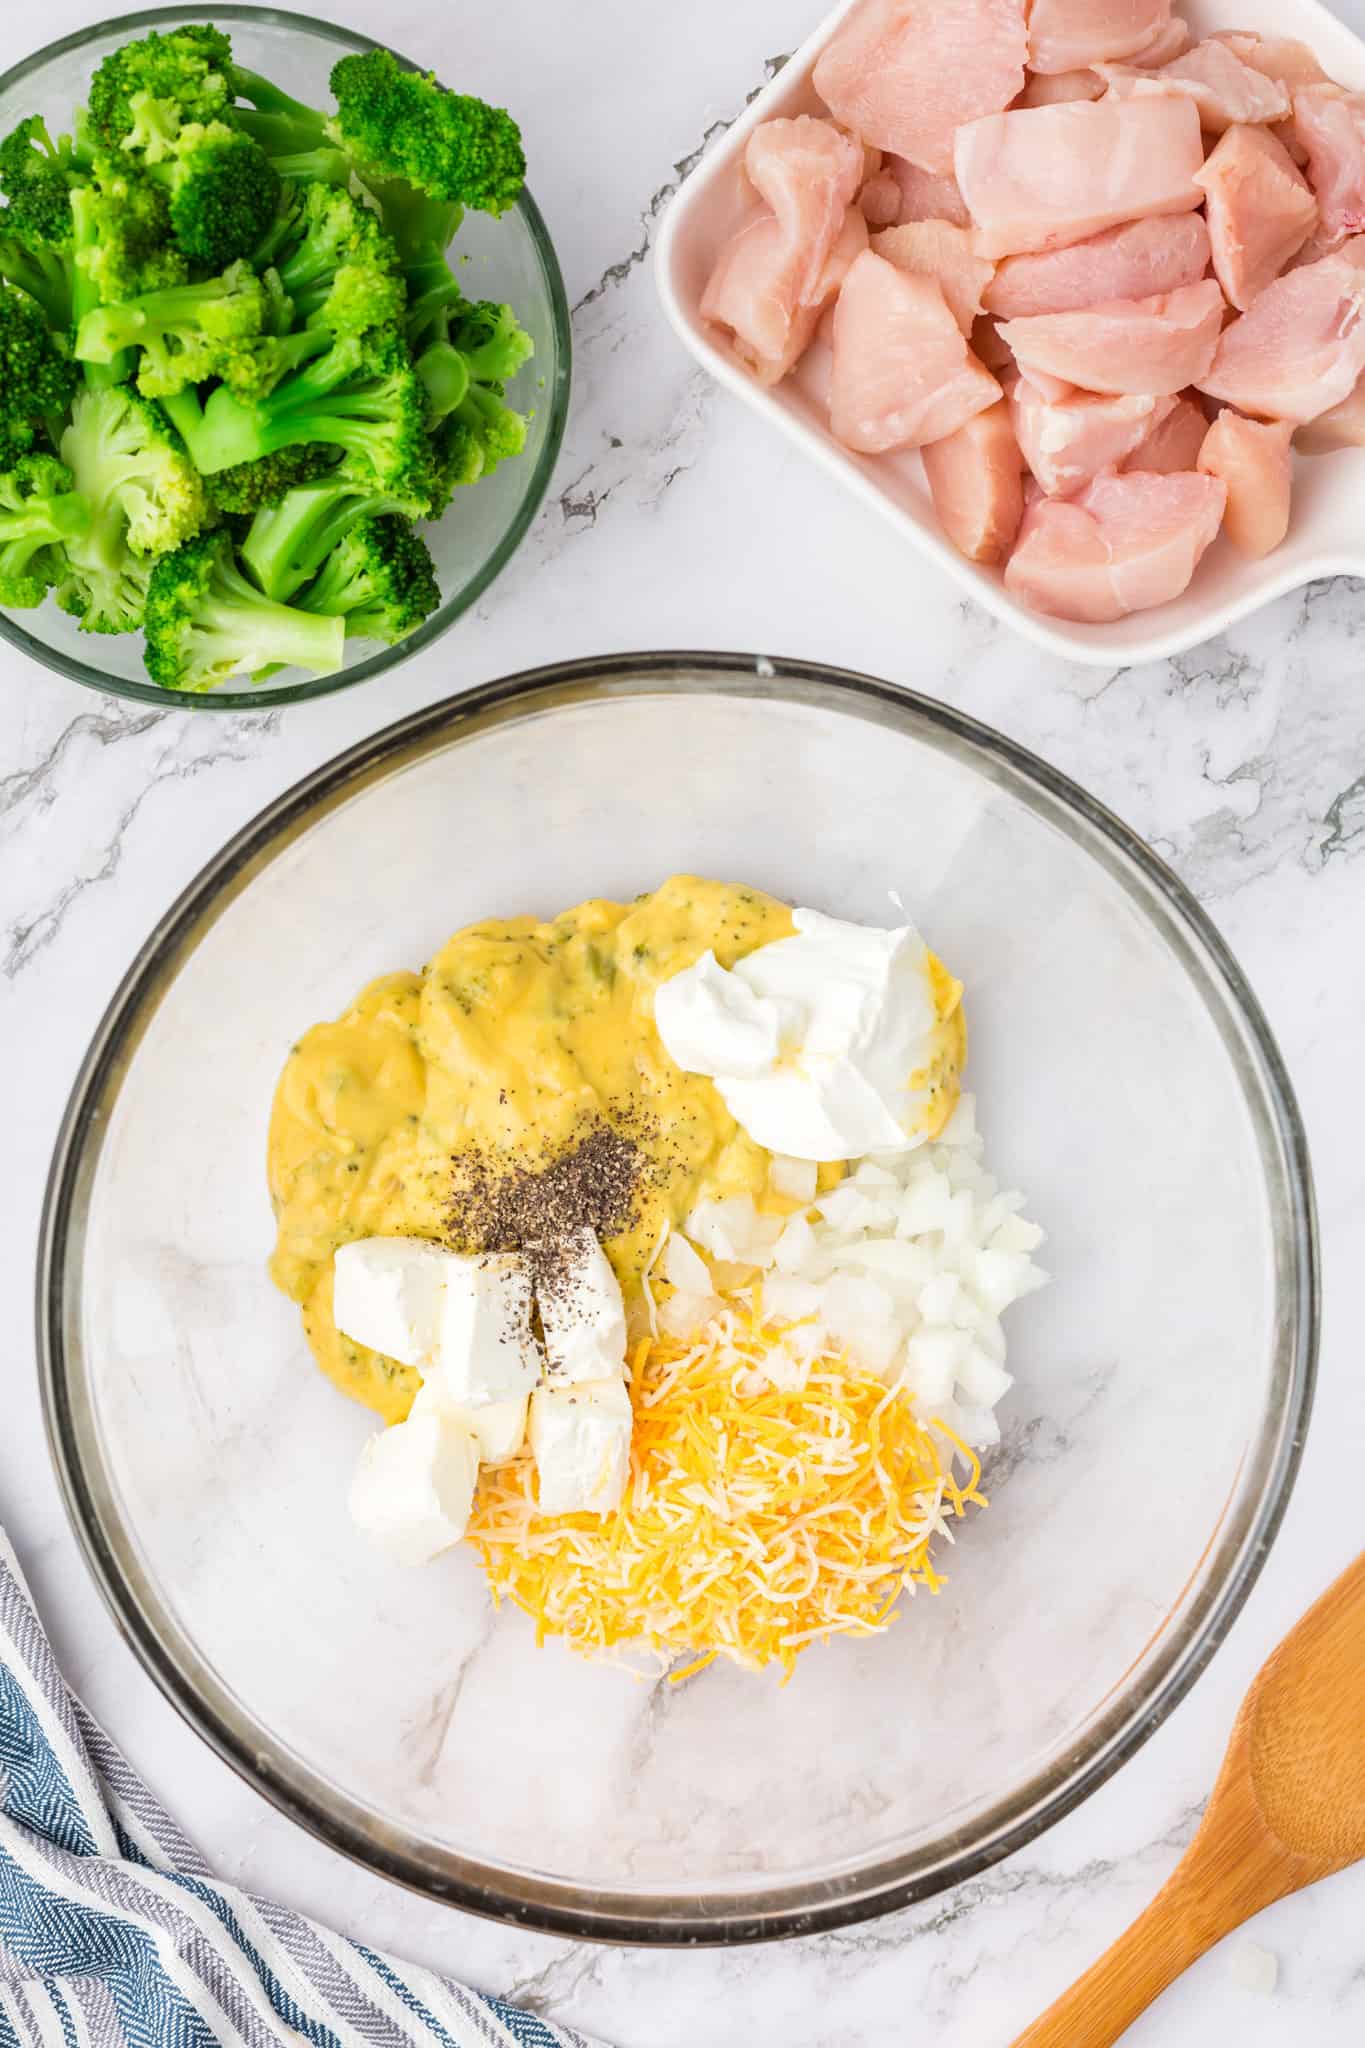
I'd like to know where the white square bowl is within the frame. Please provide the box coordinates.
[655,0,1365,667]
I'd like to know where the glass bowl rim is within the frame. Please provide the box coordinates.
[0,3,572,712]
[37,650,1319,1944]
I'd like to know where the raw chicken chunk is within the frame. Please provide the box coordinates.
[830,249,1002,451]
[1027,0,1171,75]
[813,0,1027,173]
[998,281,1224,395]
[702,205,868,384]
[955,97,1205,258]
[1212,32,1331,93]
[859,170,903,226]
[984,215,1210,318]
[1098,41,1290,135]
[1122,393,1210,471]
[744,118,869,301]
[886,159,974,227]
[1016,69,1105,108]
[701,118,867,383]
[1195,125,1318,309]
[1128,15,1192,66]
[921,400,1025,560]
[1293,87,1365,248]
[1010,378,1176,494]
[1197,412,1293,553]
[1296,372,1365,449]
[1198,238,1365,422]
[1004,470,1226,620]
[871,221,996,331]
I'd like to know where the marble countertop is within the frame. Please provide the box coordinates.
[2,0,1363,2040]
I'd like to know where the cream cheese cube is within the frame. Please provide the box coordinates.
[411,1378,528,1464]
[332,1235,447,1366]
[436,1251,543,1406]
[536,1228,628,1382]
[529,1378,633,1516]
[348,1409,479,1566]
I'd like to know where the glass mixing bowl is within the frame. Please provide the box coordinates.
[39,654,1317,1942]
[0,8,570,711]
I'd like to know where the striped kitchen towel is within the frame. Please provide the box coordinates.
[0,1530,604,2048]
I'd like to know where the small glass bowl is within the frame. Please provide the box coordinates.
[0,6,571,711]
[39,654,1318,1944]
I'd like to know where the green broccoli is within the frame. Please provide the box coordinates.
[0,282,79,465]
[239,466,429,598]
[329,51,524,222]
[142,527,344,688]
[87,25,234,163]
[272,184,404,334]
[160,324,430,494]
[204,443,338,516]
[150,121,280,268]
[296,511,438,643]
[57,382,207,629]
[0,453,89,607]
[0,116,92,331]
[414,299,531,509]
[75,258,273,397]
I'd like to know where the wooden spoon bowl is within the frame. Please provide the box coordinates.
[1013,1552,1365,2047]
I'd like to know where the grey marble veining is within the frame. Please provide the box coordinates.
[1,1,1363,2043]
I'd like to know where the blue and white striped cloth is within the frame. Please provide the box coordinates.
[0,1531,604,2048]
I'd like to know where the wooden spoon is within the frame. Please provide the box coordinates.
[1013,1552,1365,2047]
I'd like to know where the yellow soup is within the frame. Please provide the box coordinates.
[267,875,965,1422]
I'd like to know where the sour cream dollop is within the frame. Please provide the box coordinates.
[653,909,962,1162]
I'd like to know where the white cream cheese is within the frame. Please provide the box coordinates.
[331,1235,447,1367]
[536,1227,629,1382]
[529,1378,633,1515]
[654,909,947,1162]
[348,1408,480,1566]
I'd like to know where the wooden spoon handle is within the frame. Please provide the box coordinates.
[1011,1873,1219,2048]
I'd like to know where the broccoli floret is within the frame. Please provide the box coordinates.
[142,527,344,688]
[204,443,338,516]
[329,50,524,221]
[87,25,234,163]
[72,169,189,320]
[412,298,531,510]
[75,258,272,397]
[429,383,529,509]
[0,453,89,607]
[154,121,280,268]
[0,116,88,244]
[160,324,430,495]
[296,512,438,643]
[239,465,429,598]
[0,282,78,464]
[272,184,404,335]
[56,383,207,629]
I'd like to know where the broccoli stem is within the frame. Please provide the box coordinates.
[241,475,406,598]
[195,563,344,677]
[414,340,469,418]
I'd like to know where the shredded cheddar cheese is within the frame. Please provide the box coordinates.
[467,1306,985,1682]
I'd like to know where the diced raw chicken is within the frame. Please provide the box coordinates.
[1198,238,1365,422]
[1121,392,1209,471]
[1128,15,1191,66]
[999,281,1224,395]
[1194,126,1318,310]
[886,158,974,227]
[1010,378,1175,494]
[860,170,903,226]
[702,204,868,385]
[813,0,1027,174]
[1296,371,1365,450]
[1004,470,1226,620]
[955,97,1205,258]
[1016,69,1105,108]
[830,249,1002,451]
[1027,0,1170,75]
[1197,412,1293,554]
[1098,41,1291,136]
[921,400,1025,560]
[983,215,1210,318]
[701,119,866,384]
[1293,87,1365,249]
[871,221,996,332]
[744,118,869,301]
[1212,32,1332,93]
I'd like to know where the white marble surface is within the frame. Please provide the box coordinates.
[1,0,1363,2041]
